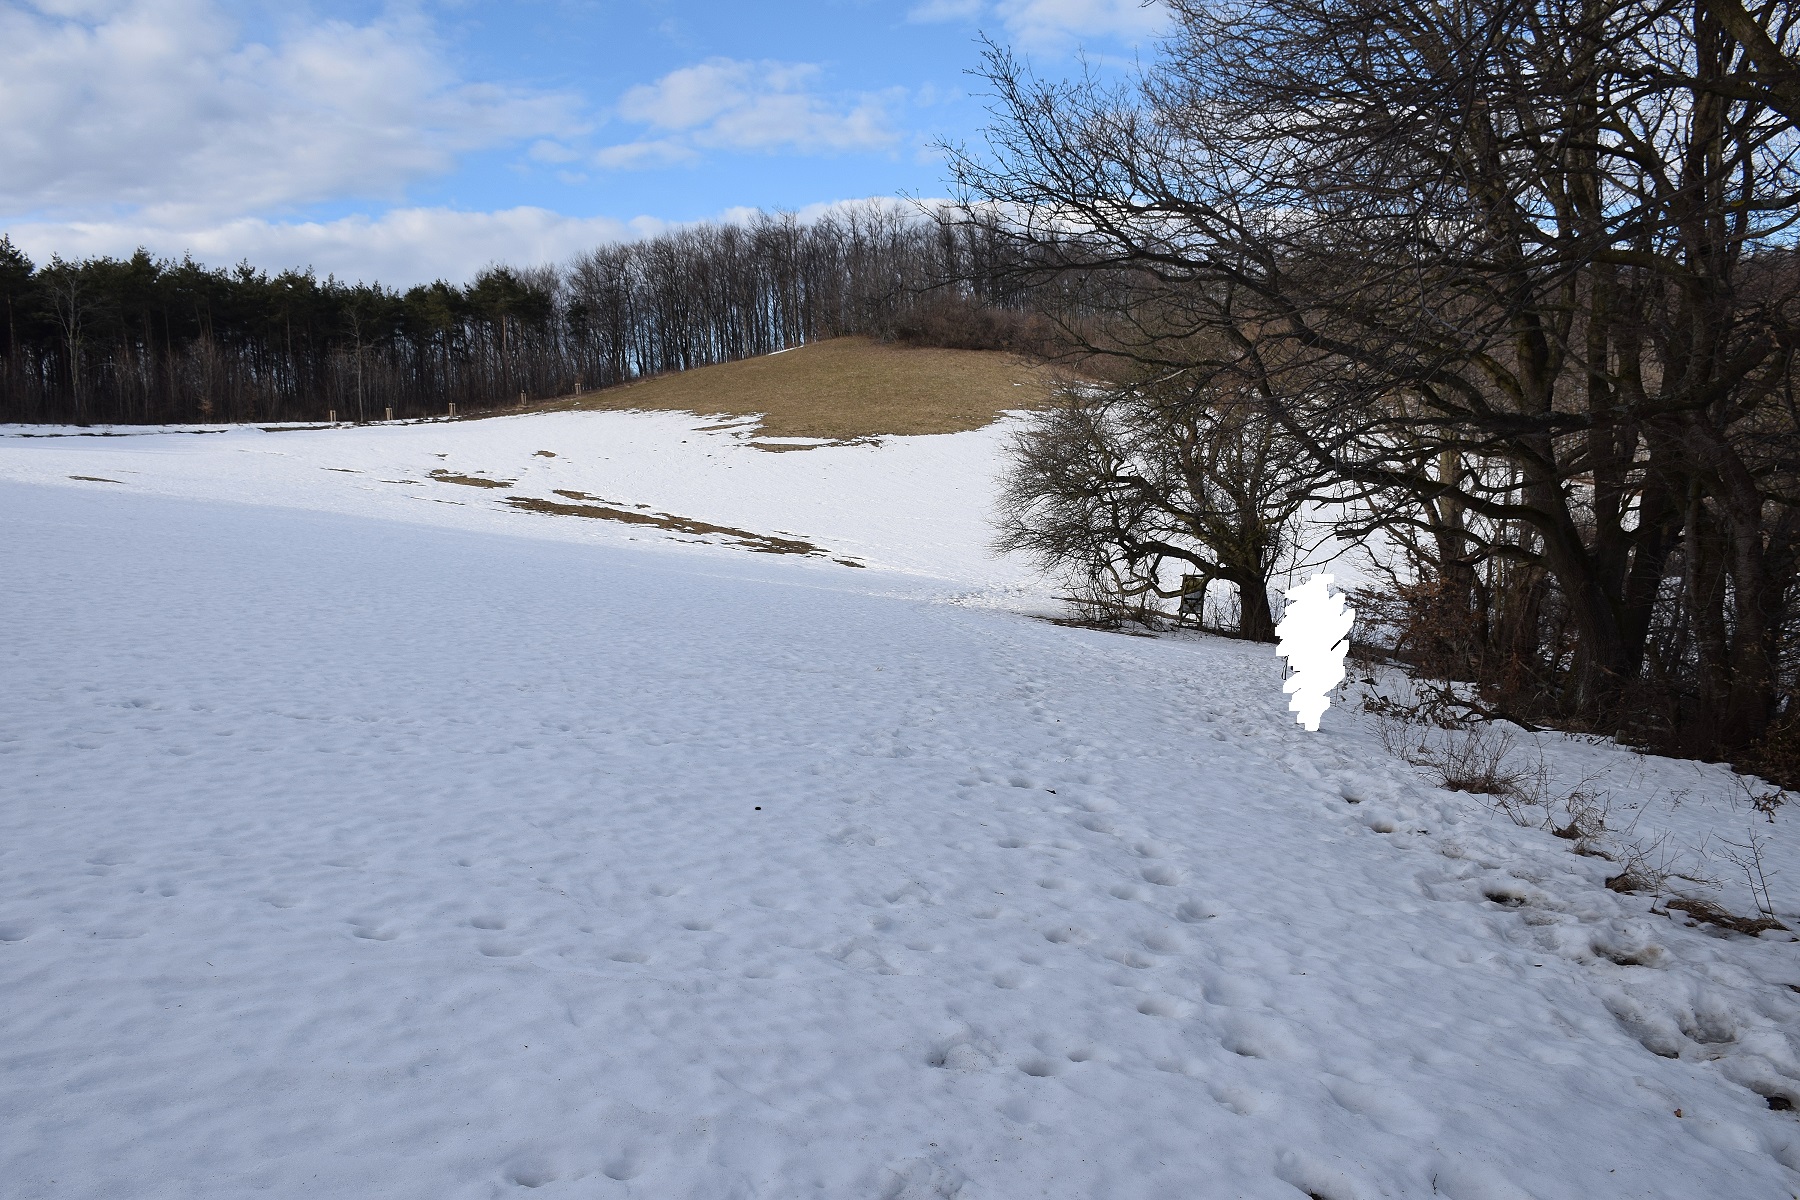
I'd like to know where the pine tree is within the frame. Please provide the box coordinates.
[1275,574,1355,732]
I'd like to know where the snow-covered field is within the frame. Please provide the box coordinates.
[5,414,1800,1199]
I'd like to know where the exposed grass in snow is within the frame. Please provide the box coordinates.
[504,491,841,560]
[548,335,1061,440]
[427,469,514,489]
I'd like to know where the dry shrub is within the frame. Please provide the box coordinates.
[1049,572,1165,633]
[1663,896,1787,936]
[1740,709,1800,793]
[1352,579,1484,683]
[1431,724,1529,796]
[888,294,1059,357]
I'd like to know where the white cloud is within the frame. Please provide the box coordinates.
[2,207,674,286]
[907,0,1169,48]
[597,58,898,168]
[593,139,699,170]
[0,0,579,221]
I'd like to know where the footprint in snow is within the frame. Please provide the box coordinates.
[1137,995,1190,1018]
[927,1035,999,1071]
[1104,947,1156,969]
[1138,930,1188,955]
[1324,1077,1438,1137]
[1219,1014,1300,1059]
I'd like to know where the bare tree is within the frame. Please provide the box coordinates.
[949,0,1800,755]
[999,375,1317,639]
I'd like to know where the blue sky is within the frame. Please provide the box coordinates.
[0,0,1165,283]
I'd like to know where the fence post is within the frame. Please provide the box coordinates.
[448,402,456,418]
[327,410,336,424]
[385,407,393,422]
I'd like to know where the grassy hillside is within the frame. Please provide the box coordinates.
[544,336,1061,441]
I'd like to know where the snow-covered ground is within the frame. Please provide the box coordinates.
[5,414,1800,1199]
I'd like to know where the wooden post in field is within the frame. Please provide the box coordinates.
[448,402,456,418]
[519,390,526,409]
[384,407,393,422]
[328,410,336,424]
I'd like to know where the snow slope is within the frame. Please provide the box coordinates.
[0,413,1039,596]
[5,414,1800,1199]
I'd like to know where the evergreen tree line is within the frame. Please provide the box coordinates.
[0,203,1037,426]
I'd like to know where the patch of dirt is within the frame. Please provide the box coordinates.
[429,469,514,489]
[504,493,854,562]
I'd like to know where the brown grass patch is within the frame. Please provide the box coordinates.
[545,336,1061,440]
[504,492,853,561]
[1663,897,1788,936]
[429,469,513,488]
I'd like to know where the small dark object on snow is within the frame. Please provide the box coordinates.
[1769,1096,1793,1111]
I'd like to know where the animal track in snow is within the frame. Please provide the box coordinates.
[1139,865,1182,887]
[1044,925,1092,945]
[601,1152,646,1181]
[1104,947,1156,969]
[1136,995,1189,1018]
[927,1030,1001,1071]
[1138,930,1187,955]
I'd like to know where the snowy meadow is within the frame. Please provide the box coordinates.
[4,413,1800,1198]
